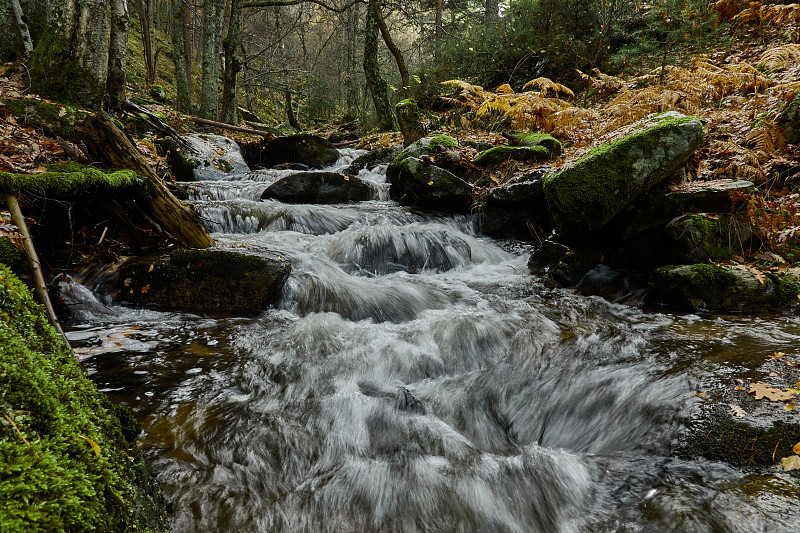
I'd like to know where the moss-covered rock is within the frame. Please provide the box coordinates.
[389,135,459,167]
[506,131,563,158]
[473,145,549,165]
[0,264,170,532]
[543,112,704,239]
[119,249,291,314]
[241,133,339,170]
[0,237,26,275]
[344,146,402,176]
[395,98,425,147]
[148,85,166,103]
[1,98,89,142]
[665,212,753,263]
[260,171,373,204]
[647,264,800,312]
[386,157,473,212]
[162,134,250,181]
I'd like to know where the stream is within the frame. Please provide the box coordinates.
[61,150,800,532]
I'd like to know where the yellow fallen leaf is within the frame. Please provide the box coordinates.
[734,386,747,391]
[695,392,708,398]
[729,404,746,417]
[781,455,800,471]
[749,382,796,402]
[141,284,150,294]
[79,436,102,457]
[785,401,795,411]
[427,181,434,186]
[793,442,800,455]
[148,264,154,273]
[770,351,786,358]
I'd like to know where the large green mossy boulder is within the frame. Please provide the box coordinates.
[386,157,473,212]
[260,171,373,204]
[543,112,704,239]
[473,145,549,165]
[647,264,800,312]
[119,249,291,314]
[0,265,170,532]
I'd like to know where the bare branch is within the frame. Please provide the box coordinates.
[243,0,363,12]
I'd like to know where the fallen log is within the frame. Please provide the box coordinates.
[186,115,274,137]
[77,112,214,248]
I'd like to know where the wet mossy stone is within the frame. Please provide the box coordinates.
[241,133,339,169]
[395,98,425,147]
[386,156,473,212]
[148,85,166,102]
[260,171,373,204]
[0,264,170,532]
[164,134,250,181]
[474,145,549,165]
[506,131,563,158]
[528,239,599,287]
[344,146,402,176]
[389,134,459,167]
[119,249,291,314]
[543,112,704,240]
[647,264,800,312]
[665,212,753,263]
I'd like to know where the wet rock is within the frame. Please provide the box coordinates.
[669,179,754,213]
[241,133,339,169]
[272,162,311,171]
[343,146,402,176]
[479,171,549,237]
[544,112,704,240]
[119,249,291,314]
[260,171,373,204]
[504,131,563,158]
[148,85,166,102]
[664,212,753,263]
[386,156,473,212]
[390,134,459,163]
[163,134,250,181]
[647,264,800,312]
[473,145,549,165]
[395,98,426,146]
[779,98,800,145]
[528,240,599,287]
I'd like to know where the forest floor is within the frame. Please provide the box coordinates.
[1,27,799,282]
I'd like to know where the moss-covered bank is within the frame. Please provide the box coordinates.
[0,264,170,532]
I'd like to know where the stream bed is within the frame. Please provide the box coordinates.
[61,151,800,532]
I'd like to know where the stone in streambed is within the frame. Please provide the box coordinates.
[260,171,373,204]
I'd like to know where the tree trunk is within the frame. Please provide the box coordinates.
[341,2,360,124]
[200,0,224,120]
[107,0,129,110]
[183,1,193,97]
[284,86,300,129]
[28,0,109,108]
[434,0,442,65]
[171,0,191,111]
[220,0,243,125]
[139,0,156,85]
[77,112,215,248]
[9,0,34,55]
[368,0,409,98]
[485,0,499,24]
[363,6,397,132]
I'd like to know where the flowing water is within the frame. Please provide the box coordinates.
[61,150,800,532]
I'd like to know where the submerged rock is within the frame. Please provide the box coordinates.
[544,112,704,239]
[343,146,402,176]
[647,263,800,312]
[260,171,373,204]
[528,239,599,287]
[241,133,339,169]
[119,249,291,314]
[164,133,250,181]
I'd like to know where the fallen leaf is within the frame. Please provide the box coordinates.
[749,382,796,402]
[427,180,434,186]
[769,351,787,358]
[734,386,747,391]
[695,391,708,398]
[79,436,102,457]
[781,455,800,471]
[745,265,766,285]
[793,442,800,455]
[785,401,795,411]
[141,284,150,294]
[729,404,746,417]
[148,264,154,273]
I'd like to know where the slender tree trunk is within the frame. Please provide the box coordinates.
[199,0,224,120]
[434,0,442,65]
[341,2,360,124]
[139,0,155,84]
[10,0,34,55]
[221,0,243,125]
[284,86,300,129]
[484,0,499,24]
[363,5,397,132]
[368,0,409,98]
[182,1,193,97]
[29,0,109,108]
[171,0,191,111]
[107,0,129,110]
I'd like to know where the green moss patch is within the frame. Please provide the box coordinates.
[0,167,144,195]
[474,145,549,165]
[0,265,169,532]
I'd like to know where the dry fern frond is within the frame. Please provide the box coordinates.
[772,81,800,93]
[714,0,743,20]
[714,140,768,182]
[505,93,571,131]
[762,3,800,25]
[745,120,786,152]
[732,2,764,26]
[546,107,601,139]
[522,77,575,98]
[495,83,514,95]
[476,94,514,116]
[577,68,625,95]
[759,44,800,71]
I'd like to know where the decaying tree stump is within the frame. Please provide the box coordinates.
[77,112,214,248]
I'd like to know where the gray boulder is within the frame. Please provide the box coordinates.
[165,134,250,181]
[260,171,373,204]
[119,249,291,314]
[778,98,800,145]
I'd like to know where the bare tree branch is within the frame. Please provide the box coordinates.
[243,0,363,12]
